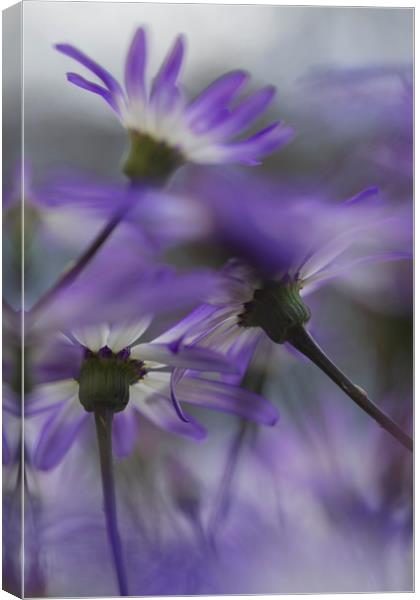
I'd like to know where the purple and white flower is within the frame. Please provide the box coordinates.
[29,317,278,469]
[56,27,293,170]
[154,179,412,379]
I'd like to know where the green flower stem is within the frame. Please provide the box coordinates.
[288,325,413,452]
[30,209,126,316]
[94,408,128,596]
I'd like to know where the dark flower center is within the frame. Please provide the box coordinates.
[238,276,311,344]
[77,346,147,413]
[122,130,184,185]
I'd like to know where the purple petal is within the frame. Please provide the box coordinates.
[170,373,190,423]
[153,304,218,344]
[222,122,295,163]
[131,342,237,373]
[186,71,248,125]
[34,340,83,385]
[125,271,221,316]
[66,73,122,115]
[220,329,263,385]
[344,186,380,206]
[302,250,412,294]
[175,377,279,426]
[26,380,79,416]
[32,400,88,470]
[210,86,276,139]
[125,27,147,102]
[130,385,207,441]
[55,43,124,98]
[151,35,185,101]
[112,409,139,457]
[191,107,231,135]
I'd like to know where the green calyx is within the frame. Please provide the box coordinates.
[122,130,184,185]
[239,277,311,344]
[77,348,146,413]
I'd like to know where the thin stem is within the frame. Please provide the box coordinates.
[30,209,126,315]
[94,408,128,596]
[287,325,413,452]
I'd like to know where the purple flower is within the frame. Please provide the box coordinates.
[154,175,412,379]
[55,27,293,179]
[29,318,278,469]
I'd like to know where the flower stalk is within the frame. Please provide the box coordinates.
[287,325,413,452]
[30,208,126,316]
[94,407,128,596]
[240,278,412,452]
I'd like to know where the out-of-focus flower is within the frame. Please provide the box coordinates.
[298,65,413,189]
[3,166,113,307]
[56,27,293,182]
[155,170,411,378]
[29,318,278,469]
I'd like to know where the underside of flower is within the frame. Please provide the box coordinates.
[122,130,184,184]
[238,277,311,343]
[77,346,147,413]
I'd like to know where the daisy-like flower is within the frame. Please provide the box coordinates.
[153,180,412,450]
[29,317,278,469]
[55,28,294,183]
[154,179,412,380]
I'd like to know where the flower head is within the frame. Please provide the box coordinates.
[55,28,293,182]
[155,176,411,380]
[29,318,278,469]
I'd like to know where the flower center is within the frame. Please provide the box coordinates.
[238,277,311,344]
[122,130,185,185]
[77,346,147,413]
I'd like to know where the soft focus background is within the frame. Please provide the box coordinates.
[3,2,413,597]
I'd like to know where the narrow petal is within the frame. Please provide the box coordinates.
[299,231,354,281]
[125,27,147,101]
[127,271,220,316]
[170,372,190,423]
[55,43,124,98]
[175,377,279,426]
[32,397,88,470]
[130,384,207,440]
[112,408,139,457]
[344,186,379,206]
[66,73,122,115]
[72,324,110,352]
[34,338,83,385]
[151,35,185,100]
[218,122,294,164]
[106,316,152,353]
[130,342,237,373]
[26,379,79,416]
[210,86,276,140]
[221,328,262,385]
[186,71,248,124]
[152,304,219,344]
[141,370,171,391]
[301,251,411,295]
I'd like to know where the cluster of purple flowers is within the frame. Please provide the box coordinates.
[3,24,412,597]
